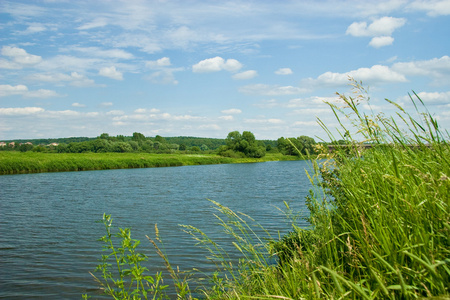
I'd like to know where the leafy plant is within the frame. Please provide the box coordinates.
[85,214,168,300]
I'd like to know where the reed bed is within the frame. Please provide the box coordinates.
[179,82,449,299]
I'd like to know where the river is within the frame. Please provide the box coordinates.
[0,160,313,299]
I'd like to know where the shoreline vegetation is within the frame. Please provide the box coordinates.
[0,152,302,175]
[84,82,449,299]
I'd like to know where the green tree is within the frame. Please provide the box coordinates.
[132,132,146,144]
[223,131,266,158]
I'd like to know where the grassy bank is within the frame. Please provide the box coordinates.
[0,152,299,175]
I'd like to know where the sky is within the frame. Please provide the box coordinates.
[1,0,449,141]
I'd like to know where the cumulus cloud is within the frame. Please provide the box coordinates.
[0,84,60,98]
[392,56,450,84]
[400,91,450,104]
[369,36,394,48]
[146,57,171,68]
[346,16,406,48]
[221,108,242,114]
[192,56,242,73]
[232,70,257,80]
[303,65,407,87]
[239,84,308,96]
[134,108,160,114]
[275,68,293,75]
[72,102,86,107]
[346,17,406,37]
[0,46,42,68]
[0,107,45,115]
[99,66,123,80]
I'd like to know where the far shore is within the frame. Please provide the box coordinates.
[0,152,303,175]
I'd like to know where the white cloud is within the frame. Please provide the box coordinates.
[0,107,45,115]
[99,66,123,80]
[77,18,108,30]
[275,68,293,75]
[400,91,450,104]
[0,84,28,97]
[221,108,242,114]
[292,120,319,126]
[27,72,97,87]
[192,56,242,73]
[69,47,134,60]
[36,55,103,73]
[100,102,113,107]
[147,70,179,85]
[232,70,258,80]
[72,102,86,107]
[346,16,405,48]
[25,89,60,98]
[21,23,47,34]
[219,115,234,120]
[1,46,42,68]
[369,36,394,48]
[106,110,125,115]
[239,84,308,96]
[0,84,60,98]
[392,56,450,84]
[134,108,160,113]
[346,16,406,37]
[304,65,407,87]
[146,57,171,68]
[408,0,450,16]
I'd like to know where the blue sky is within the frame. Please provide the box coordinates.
[1,0,449,141]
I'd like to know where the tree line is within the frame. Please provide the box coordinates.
[1,131,321,158]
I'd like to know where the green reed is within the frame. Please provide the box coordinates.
[179,81,449,299]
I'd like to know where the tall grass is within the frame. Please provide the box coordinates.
[179,81,449,299]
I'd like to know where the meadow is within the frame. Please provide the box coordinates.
[0,151,299,175]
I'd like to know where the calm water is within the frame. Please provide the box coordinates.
[0,161,312,299]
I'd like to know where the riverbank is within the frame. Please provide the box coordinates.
[0,151,301,175]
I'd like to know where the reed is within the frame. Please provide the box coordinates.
[179,81,449,299]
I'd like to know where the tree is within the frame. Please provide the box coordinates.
[222,131,266,158]
[132,132,146,144]
[277,136,317,156]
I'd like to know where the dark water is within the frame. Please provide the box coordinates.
[0,161,312,299]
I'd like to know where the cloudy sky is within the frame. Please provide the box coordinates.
[1,0,449,141]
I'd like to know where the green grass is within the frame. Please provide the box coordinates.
[0,152,299,175]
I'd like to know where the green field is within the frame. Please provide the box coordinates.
[0,151,300,175]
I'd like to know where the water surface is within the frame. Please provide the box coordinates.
[0,161,312,299]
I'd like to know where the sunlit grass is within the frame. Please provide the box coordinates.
[0,152,299,175]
